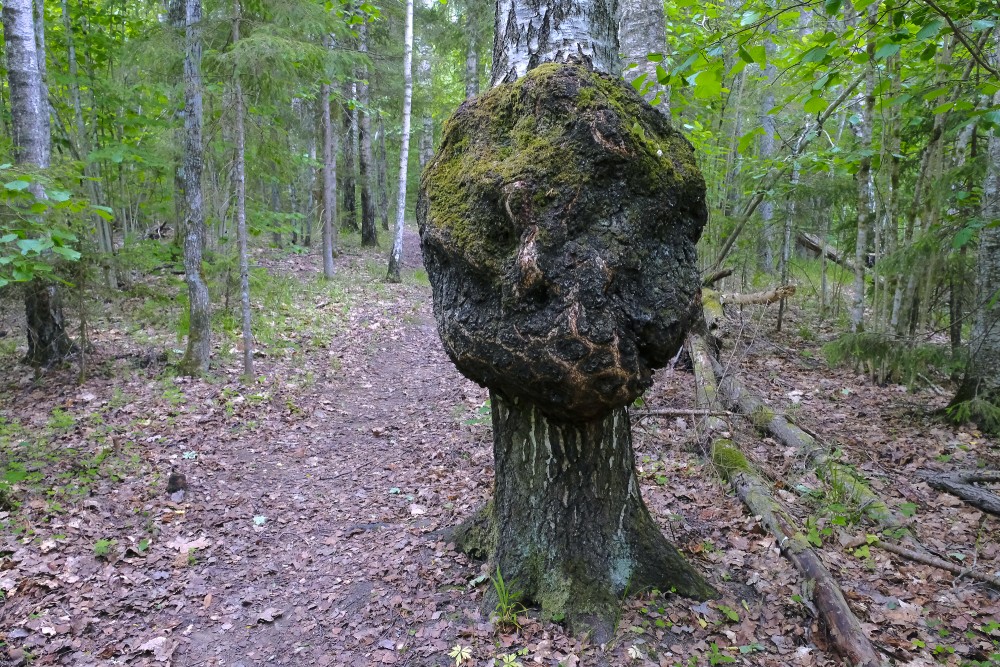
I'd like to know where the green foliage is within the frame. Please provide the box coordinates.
[823,333,961,387]
[490,565,526,632]
[946,398,1000,434]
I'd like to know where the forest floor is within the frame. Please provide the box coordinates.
[1,232,998,667]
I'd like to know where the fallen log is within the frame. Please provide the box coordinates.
[702,267,733,287]
[796,231,856,271]
[922,470,1000,516]
[632,408,734,418]
[688,334,887,667]
[721,284,796,306]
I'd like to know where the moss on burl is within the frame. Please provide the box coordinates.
[419,63,707,421]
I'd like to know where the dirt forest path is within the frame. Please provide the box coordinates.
[2,231,999,667]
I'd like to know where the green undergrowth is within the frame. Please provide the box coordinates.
[823,332,962,387]
[0,412,142,533]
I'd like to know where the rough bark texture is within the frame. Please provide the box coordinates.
[358,25,378,247]
[376,115,390,231]
[924,471,1000,516]
[618,0,669,116]
[492,0,620,86]
[232,2,253,379]
[420,64,706,421]
[489,393,714,640]
[465,12,480,99]
[179,0,211,376]
[24,282,74,366]
[387,0,414,283]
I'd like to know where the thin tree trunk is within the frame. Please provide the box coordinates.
[357,24,377,246]
[32,0,51,158]
[4,0,73,367]
[387,0,414,283]
[231,0,253,378]
[418,47,434,172]
[341,83,358,231]
[757,24,777,273]
[465,11,479,98]
[376,114,390,231]
[320,79,337,279]
[850,12,877,333]
[179,0,211,376]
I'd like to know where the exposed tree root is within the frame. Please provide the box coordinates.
[688,334,887,667]
[922,470,1000,516]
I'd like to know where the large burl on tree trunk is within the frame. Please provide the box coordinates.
[418,62,714,638]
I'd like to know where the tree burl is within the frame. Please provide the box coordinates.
[419,63,706,421]
[419,62,714,637]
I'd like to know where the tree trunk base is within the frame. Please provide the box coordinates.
[455,392,714,642]
[23,282,74,368]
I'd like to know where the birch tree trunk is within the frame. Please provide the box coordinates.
[4,0,74,367]
[492,0,620,86]
[231,0,253,378]
[320,78,337,279]
[951,33,1000,430]
[757,23,777,274]
[465,12,480,99]
[618,0,669,116]
[357,24,377,247]
[179,0,211,376]
[418,46,434,173]
[32,0,51,159]
[376,114,390,231]
[850,9,877,334]
[423,0,714,639]
[386,0,413,283]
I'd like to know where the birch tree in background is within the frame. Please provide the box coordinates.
[417,45,434,172]
[178,0,211,376]
[464,12,479,98]
[358,23,378,247]
[231,0,253,378]
[386,0,414,283]
[619,0,669,116]
[3,0,74,367]
[341,82,358,231]
[376,114,390,231]
[320,45,338,279]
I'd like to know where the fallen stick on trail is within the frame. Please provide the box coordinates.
[721,284,796,306]
[632,408,735,418]
[688,333,887,667]
[922,470,1000,516]
[873,539,1000,589]
[701,267,733,287]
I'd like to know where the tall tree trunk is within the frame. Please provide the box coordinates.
[62,0,118,289]
[757,23,777,274]
[3,0,73,367]
[618,0,669,116]
[32,0,51,158]
[465,11,479,98]
[179,0,211,376]
[418,46,434,172]
[341,82,359,231]
[386,0,414,283]
[950,32,1000,428]
[320,77,337,279]
[357,24,377,247]
[231,0,253,378]
[850,9,877,334]
[376,114,390,231]
[435,0,715,639]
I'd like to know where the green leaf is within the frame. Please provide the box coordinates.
[931,101,954,114]
[656,64,670,85]
[52,246,82,261]
[824,0,843,15]
[5,180,30,191]
[738,46,755,64]
[899,502,918,517]
[17,238,46,255]
[739,10,760,26]
[916,19,943,40]
[804,95,828,114]
[91,205,115,221]
[0,233,18,243]
[874,43,901,60]
[801,46,829,63]
[48,189,72,203]
[631,72,648,92]
[971,19,996,31]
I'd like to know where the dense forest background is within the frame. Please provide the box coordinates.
[1,0,1000,665]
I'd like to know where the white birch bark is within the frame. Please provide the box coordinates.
[465,12,480,98]
[32,0,51,163]
[357,23,377,247]
[850,10,877,334]
[179,0,211,375]
[386,0,413,282]
[757,24,777,273]
[231,0,253,378]
[618,0,668,116]
[492,0,620,85]
[417,45,434,172]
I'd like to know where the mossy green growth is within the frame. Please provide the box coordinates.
[712,440,754,480]
[420,62,703,278]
